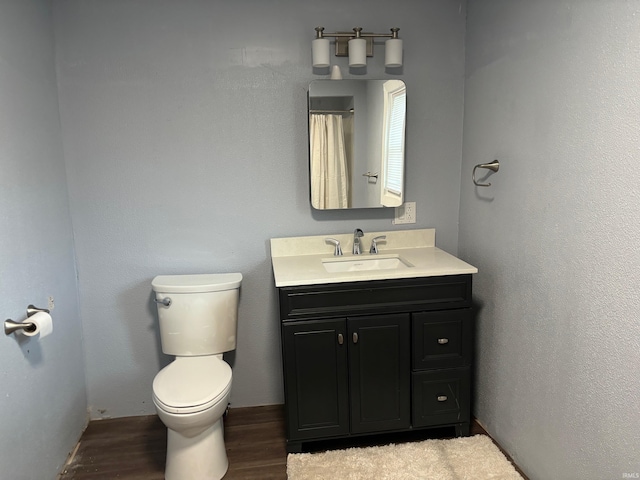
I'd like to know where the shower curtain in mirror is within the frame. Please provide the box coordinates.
[310,114,349,209]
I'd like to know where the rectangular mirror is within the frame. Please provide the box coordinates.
[308,79,406,210]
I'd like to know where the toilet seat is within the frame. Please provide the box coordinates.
[153,356,232,414]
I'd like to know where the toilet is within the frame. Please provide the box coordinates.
[151,273,242,480]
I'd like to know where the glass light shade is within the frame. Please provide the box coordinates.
[348,38,367,67]
[385,38,403,67]
[312,38,330,68]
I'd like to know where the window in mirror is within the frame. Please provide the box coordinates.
[381,81,406,206]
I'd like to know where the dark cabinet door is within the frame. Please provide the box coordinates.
[282,319,349,441]
[348,314,411,434]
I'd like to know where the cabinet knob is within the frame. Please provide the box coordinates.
[437,395,448,402]
[353,332,359,344]
[338,333,344,345]
[437,338,449,345]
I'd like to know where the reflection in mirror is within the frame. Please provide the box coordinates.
[309,80,406,210]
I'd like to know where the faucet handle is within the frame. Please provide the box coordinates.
[369,235,387,254]
[325,238,343,256]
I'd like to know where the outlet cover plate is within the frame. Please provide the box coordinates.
[393,202,416,225]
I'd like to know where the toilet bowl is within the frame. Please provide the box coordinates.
[152,356,232,480]
[151,273,242,480]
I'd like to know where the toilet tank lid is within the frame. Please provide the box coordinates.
[152,273,242,293]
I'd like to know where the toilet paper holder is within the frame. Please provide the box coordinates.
[4,305,50,335]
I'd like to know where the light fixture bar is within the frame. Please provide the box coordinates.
[315,26,400,39]
[313,27,402,68]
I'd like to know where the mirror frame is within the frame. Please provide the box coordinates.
[308,79,406,210]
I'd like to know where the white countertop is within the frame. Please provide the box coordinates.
[270,229,478,287]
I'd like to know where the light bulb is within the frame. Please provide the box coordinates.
[312,38,330,68]
[385,38,403,68]
[348,38,366,67]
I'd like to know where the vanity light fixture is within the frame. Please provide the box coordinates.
[312,27,403,69]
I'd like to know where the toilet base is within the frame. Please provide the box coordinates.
[165,418,228,480]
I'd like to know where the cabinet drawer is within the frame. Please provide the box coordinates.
[412,367,470,428]
[279,275,472,321]
[412,309,472,370]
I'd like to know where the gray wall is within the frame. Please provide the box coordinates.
[460,2,640,479]
[53,0,467,418]
[0,1,87,478]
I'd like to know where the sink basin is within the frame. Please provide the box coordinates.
[322,255,414,273]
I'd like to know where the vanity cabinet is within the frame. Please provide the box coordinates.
[279,274,473,452]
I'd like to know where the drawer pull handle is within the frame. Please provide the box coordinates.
[437,395,448,402]
[437,338,449,345]
[338,333,344,345]
[353,332,359,344]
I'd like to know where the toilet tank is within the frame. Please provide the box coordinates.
[151,273,242,356]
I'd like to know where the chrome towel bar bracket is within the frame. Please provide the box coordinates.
[472,159,500,187]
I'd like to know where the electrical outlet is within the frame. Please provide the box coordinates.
[393,202,416,225]
[48,296,55,310]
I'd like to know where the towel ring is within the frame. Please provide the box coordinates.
[472,160,500,187]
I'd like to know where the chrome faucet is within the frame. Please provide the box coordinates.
[353,228,364,255]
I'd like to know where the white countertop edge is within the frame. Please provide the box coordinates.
[271,245,478,288]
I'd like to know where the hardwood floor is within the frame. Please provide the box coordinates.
[57,405,527,479]
[57,405,287,480]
